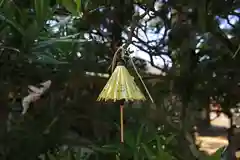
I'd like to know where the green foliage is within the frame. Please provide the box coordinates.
[90,124,178,160]
[0,0,239,159]
[204,147,223,160]
[57,0,78,15]
[40,146,93,160]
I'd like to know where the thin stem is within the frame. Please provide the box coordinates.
[120,104,124,143]
[129,56,154,104]
[232,44,240,58]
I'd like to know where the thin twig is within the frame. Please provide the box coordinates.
[232,44,240,58]
[129,55,154,103]
[109,8,149,72]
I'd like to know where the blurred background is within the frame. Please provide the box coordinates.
[0,0,240,159]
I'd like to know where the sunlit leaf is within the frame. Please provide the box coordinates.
[34,0,50,24]
[61,0,78,16]
[205,147,224,160]
[0,0,5,7]
[76,0,81,12]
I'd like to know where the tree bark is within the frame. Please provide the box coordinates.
[227,114,237,160]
